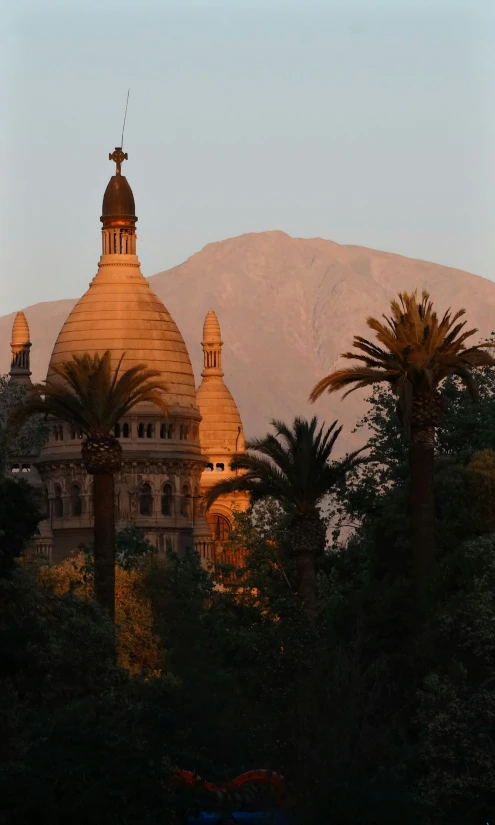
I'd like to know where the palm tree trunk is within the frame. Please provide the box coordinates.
[409,424,436,578]
[292,514,325,622]
[93,472,116,621]
[295,553,318,622]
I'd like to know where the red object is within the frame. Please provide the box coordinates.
[172,768,284,805]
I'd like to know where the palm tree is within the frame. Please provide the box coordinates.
[205,416,362,621]
[14,351,168,619]
[310,290,495,578]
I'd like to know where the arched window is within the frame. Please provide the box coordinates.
[161,484,173,516]
[183,426,188,440]
[139,483,153,516]
[71,483,82,517]
[215,463,225,472]
[160,423,167,439]
[43,487,49,518]
[181,485,192,518]
[146,423,153,439]
[53,485,63,518]
[168,424,175,439]
[179,425,184,440]
[70,425,76,439]
[21,464,30,473]
[123,423,130,438]
[207,513,231,542]
[11,464,19,473]
[114,423,121,438]
[58,425,64,440]
[138,423,145,438]
[53,427,59,442]
[205,463,213,472]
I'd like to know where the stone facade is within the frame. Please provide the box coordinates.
[6,149,249,565]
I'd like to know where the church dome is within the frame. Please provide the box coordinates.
[196,379,244,453]
[196,310,245,453]
[48,272,198,408]
[101,175,136,221]
[48,149,197,409]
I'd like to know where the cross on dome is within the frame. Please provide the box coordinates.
[109,146,128,175]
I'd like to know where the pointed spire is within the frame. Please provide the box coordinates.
[202,310,223,377]
[10,311,32,385]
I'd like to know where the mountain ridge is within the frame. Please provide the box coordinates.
[2,231,494,452]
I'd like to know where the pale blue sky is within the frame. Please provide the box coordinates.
[1,0,494,314]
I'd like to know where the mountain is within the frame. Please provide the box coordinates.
[1,231,495,452]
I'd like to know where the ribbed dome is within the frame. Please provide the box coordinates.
[101,175,136,221]
[11,311,30,352]
[196,378,244,453]
[48,260,198,408]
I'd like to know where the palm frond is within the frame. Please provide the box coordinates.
[210,415,351,514]
[11,351,169,437]
[310,289,495,414]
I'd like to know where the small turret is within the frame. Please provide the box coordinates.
[100,147,138,256]
[10,311,32,385]
[196,310,249,545]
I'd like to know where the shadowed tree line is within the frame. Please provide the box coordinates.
[1,291,495,824]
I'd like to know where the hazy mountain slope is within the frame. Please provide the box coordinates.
[1,231,494,451]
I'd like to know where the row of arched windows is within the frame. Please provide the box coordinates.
[138,483,192,517]
[11,463,31,473]
[114,423,130,438]
[205,463,225,472]
[51,483,82,518]
[49,483,194,520]
[53,421,199,442]
[112,422,199,440]
[53,425,83,441]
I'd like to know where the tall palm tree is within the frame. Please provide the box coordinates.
[14,351,168,619]
[205,416,363,621]
[310,290,495,578]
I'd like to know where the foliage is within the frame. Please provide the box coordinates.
[310,290,495,434]
[13,351,169,436]
[417,535,495,823]
[33,551,163,676]
[5,369,495,824]
[0,564,200,825]
[333,373,495,554]
[206,417,364,618]
[116,525,157,570]
[0,375,48,462]
[206,416,362,515]
[0,475,41,578]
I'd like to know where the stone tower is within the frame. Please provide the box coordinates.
[197,310,249,541]
[10,311,32,385]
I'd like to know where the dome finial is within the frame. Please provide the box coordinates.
[109,146,128,176]
[101,146,137,255]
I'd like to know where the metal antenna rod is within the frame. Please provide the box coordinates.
[120,89,130,149]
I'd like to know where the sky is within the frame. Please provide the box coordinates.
[1,0,495,314]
